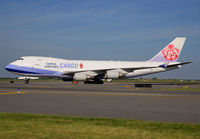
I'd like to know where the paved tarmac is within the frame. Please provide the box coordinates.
[0,80,200,123]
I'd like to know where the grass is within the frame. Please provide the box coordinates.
[0,113,200,139]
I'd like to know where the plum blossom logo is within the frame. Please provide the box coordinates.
[79,63,83,69]
[162,44,180,61]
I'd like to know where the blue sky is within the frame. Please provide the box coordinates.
[0,0,200,79]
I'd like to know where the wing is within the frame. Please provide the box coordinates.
[61,65,160,78]
[62,61,192,79]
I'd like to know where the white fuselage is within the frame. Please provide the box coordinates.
[4,38,189,82]
[5,56,180,80]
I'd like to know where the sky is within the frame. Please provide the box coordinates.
[0,0,200,79]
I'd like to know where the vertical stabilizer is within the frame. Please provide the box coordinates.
[149,37,186,62]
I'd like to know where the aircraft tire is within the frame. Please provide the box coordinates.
[24,80,29,84]
[84,80,104,84]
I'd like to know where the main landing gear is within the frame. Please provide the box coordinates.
[84,80,104,84]
[24,79,30,84]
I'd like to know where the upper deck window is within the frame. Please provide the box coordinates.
[18,57,24,60]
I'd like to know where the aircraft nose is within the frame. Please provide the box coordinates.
[5,64,14,72]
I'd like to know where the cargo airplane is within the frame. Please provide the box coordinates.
[5,37,191,84]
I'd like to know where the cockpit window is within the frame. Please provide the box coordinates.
[18,57,24,60]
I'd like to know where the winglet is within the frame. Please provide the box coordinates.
[150,37,186,62]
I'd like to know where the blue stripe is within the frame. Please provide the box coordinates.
[159,64,167,68]
[5,64,60,75]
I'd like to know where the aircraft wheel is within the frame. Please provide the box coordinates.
[96,80,104,84]
[84,81,88,84]
[24,79,29,84]
[84,80,104,84]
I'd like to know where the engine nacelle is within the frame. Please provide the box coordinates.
[73,72,87,81]
[105,71,120,79]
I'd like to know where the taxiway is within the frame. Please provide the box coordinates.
[0,80,200,123]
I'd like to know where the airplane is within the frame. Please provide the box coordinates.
[5,37,191,84]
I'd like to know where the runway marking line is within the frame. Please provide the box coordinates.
[128,88,200,92]
[1,90,200,98]
[123,86,130,88]
[0,92,30,95]
[25,90,200,98]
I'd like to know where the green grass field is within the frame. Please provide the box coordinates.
[0,113,200,139]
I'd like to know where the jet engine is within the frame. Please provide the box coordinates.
[73,72,88,81]
[105,70,124,79]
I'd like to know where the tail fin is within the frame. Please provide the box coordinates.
[149,37,186,62]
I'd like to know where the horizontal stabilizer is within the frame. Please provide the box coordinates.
[159,61,192,68]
